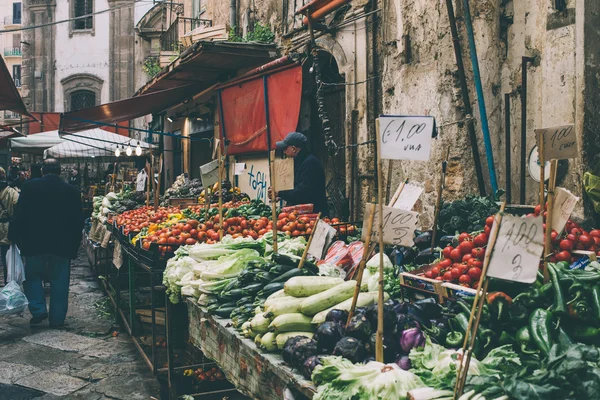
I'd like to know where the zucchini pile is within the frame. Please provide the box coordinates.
[241,274,383,354]
[205,254,319,327]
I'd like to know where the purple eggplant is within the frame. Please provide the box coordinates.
[396,355,411,370]
[325,309,349,326]
[400,327,425,353]
[301,355,322,379]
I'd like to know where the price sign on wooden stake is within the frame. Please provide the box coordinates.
[377,116,436,161]
[200,159,219,188]
[486,215,544,284]
[273,158,294,191]
[392,182,424,210]
[535,124,577,160]
[307,220,337,260]
[552,187,580,233]
[361,203,418,247]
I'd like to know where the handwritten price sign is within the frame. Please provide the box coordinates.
[552,187,580,233]
[535,124,577,160]
[377,116,435,161]
[308,220,337,260]
[273,158,294,191]
[486,215,544,284]
[361,204,419,247]
[199,160,220,188]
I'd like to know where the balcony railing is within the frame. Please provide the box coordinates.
[4,47,21,57]
[160,17,213,51]
[3,15,21,25]
[4,111,20,120]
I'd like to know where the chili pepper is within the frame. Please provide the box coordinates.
[486,292,512,322]
[529,308,554,356]
[569,326,600,343]
[421,321,447,343]
[445,320,464,347]
[454,298,474,316]
[508,302,529,326]
[453,312,480,354]
[516,326,539,355]
[591,285,600,321]
[548,264,567,314]
[499,331,515,345]
[479,327,495,349]
[566,282,586,305]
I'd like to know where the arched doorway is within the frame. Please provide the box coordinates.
[301,50,348,219]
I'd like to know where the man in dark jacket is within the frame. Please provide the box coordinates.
[270,132,329,215]
[9,159,83,327]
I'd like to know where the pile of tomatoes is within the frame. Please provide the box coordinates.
[276,212,317,237]
[423,217,494,288]
[113,206,181,235]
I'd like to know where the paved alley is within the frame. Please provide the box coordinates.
[0,248,161,400]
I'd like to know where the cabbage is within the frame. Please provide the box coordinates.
[200,249,261,281]
[102,197,112,208]
[106,192,119,201]
[176,236,265,261]
[163,256,199,303]
[366,253,393,274]
[102,207,111,215]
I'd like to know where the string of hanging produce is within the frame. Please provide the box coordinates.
[311,51,339,156]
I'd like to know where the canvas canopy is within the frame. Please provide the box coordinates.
[44,128,155,159]
[10,131,65,152]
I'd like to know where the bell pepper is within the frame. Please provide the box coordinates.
[591,285,600,320]
[486,292,512,322]
[508,302,529,326]
[528,308,554,356]
[444,320,464,347]
[516,326,539,355]
[421,320,448,343]
[453,312,480,355]
[548,264,567,314]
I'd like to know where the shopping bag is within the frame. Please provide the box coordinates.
[6,244,24,285]
[0,281,27,315]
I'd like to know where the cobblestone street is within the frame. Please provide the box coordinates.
[0,248,160,399]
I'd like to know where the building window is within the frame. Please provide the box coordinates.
[73,0,93,31]
[554,0,567,10]
[70,90,96,111]
[12,3,21,24]
[13,65,21,88]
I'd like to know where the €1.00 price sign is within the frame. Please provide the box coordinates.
[535,124,577,160]
[486,215,544,284]
[361,204,419,247]
[377,116,435,161]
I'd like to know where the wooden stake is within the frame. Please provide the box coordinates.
[218,146,224,241]
[454,202,506,397]
[538,134,545,209]
[269,150,279,253]
[298,213,322,270]
[146,156,152,207]
[385,160,394,205]
[204,187,211,221]
[431,149,449,252]
[346,203,377,329]
[388,179,408,208]
[375,121,385,363]
[543,160,558,283]
[154,154,163,211]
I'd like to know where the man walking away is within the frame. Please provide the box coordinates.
[0,167,19,285]
[9,159,83,327]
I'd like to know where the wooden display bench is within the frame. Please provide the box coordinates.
[187,299,316,400]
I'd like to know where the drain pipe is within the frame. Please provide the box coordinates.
[230,0,237,31]
[520,56,534,205]
[461,0,498,195]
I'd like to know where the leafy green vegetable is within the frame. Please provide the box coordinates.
[199,249,262,281]
[438,195,499,233]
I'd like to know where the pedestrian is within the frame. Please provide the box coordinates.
[29,163,42,180]
[9,159,83,327]
[68,169,81,188]
[269,132,329,215]
[0,167,19,285]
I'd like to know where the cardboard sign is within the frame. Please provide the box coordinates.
[234,163,246,176]
[393,182,424,210]
[273,158,294,191]
[377,116,435,161]
[486,215,544,284]
[200,160,219,188]
[535,124,577,160]
[361,203,419,247]
[307,220,337,260]
[552,187,580,233]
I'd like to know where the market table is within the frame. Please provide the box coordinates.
[187,299,316,400]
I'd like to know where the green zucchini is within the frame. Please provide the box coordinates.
[264,297,305,318]
[214,306,236,318]
[221,288,244,298]
[260,332,278,352]
[302,260,319,274]
[271,253,299,267]
[254,334,263,346]
[250,313,272,334]
[270,267,308,284]
[236,296,254,307]
[207,303,220,313]
[300,280,357,316]
[255,272,275,284]
[264,295,300,310]
[284,276,345,297]
[222,278,240,293]
[269,264,296,275]
[257,282,285,297]
[268,313,314,334]
[241,283,263,296]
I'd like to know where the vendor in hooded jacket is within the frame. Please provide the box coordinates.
[269,132,329,216]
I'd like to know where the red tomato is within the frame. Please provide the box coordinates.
[567,233,578,244]
[185,238,197,245]
[590,229,600,238]
[486,216,495,227]
[468,267,482,280]
[183,224,193,232]
[559,239,574,251]
[443,271,453,281]
[458,233,472,243]
[462,254,473,263]
[443,246,454,259]
[451,267,462,279]
[458,240,475,255]
[430,266,441,276]
[473,233,488,247]
[439,259,453,269]
[571,228,582,236]
[425,271,434,279]
[459,274,472,284]
[435,276,444,281]
[457,263,469,274]
[579,234,594,248]
[555,251,572,262]
[484,226,491,236]
[471,247,486,260]
[594,237,600,246]
[550,231,560,245]
[450,248,463,262]
[534,204,542,215]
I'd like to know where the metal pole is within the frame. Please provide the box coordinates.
[444,0,486,197]
[520,56,534,204]
[461,0,498,195]
[504,93,511,203]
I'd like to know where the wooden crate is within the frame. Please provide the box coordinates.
[399,271,447,303]
[169,198,198,207]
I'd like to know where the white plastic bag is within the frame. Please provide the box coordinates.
[6,244,24,285]
[0,281,28,315]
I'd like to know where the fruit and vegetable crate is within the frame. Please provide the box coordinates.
[400,264,477,303]
[169,198,198,207]
[329,221,359,241]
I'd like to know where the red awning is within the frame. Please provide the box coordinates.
[0,56,32,118]
[59,83,210,133]
[220,64,302,155]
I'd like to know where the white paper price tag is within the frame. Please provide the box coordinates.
[486,215,544,284]
[535,124,577,160]
[361,203,419,247]
[307,220,337,260]
[200,159,219,188]
[273,158,294,191]
[234,163,246,176]
[377,116,435,161]
[392,182,424,210]
[552,187,580,233]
